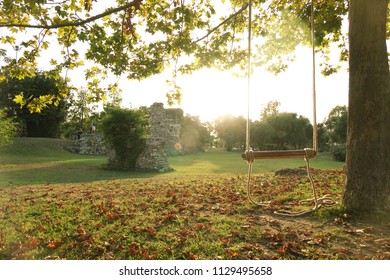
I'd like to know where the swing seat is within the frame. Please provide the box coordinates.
[242,148,317,161]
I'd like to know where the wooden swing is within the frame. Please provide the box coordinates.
[242,0,337,216]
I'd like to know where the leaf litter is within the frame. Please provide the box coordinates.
[0,170,388,260]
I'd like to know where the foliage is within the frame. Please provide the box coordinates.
[0,109,17,144]
[324,105,348,145]
[180,115,211,153]
[101,107,148,170]
[61,88,100,138]
[266,113,312,149]
[251,112,312,150]
[330,144,346,162]
[0,0,353,110]
[214,115,246,151]
[0,72,67,138]
[214,107,313,152]
[316,122,330,152]
[260,100,281,120]
[318,105,348,160]
[250,120,272,150]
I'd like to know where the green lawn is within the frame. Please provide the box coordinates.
[170,148,343,175]
[0,137,344,187]
[0,138,388,260]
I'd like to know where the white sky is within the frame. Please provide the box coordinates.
[110,47,349,124]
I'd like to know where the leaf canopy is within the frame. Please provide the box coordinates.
[0,0,355,109]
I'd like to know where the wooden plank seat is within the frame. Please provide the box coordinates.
[242,148,317,161]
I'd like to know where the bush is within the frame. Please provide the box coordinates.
[330,144,346,162]
[101,108,148,170]
[0,110,17,144]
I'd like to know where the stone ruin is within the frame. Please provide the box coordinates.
[68,102,181,172]
[135,102,181,172]
[67,132,107,155]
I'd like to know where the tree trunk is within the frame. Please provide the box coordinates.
[344,0,390,212]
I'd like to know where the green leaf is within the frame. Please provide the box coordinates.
[13,93,26,108]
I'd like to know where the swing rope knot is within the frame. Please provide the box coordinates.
[245,150,255,163]
[304,148,317,161]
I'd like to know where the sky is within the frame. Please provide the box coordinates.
[111,47,349,124]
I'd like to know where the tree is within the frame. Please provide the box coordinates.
[251,112,312,150]
[267,113,312,149]
[62,88,95,137]
[322,105,348,162]
[0,72,67,137]
[260,100,280,120]
[250,120,272,150]
[324,105,348,145]
[101,107,147,170]
[316,123,330,152]
[214,115,246,151]
[180,115,211,153]
[61,87,113,138]
[343,0,390,212]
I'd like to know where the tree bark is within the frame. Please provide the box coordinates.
[344,0,390,212]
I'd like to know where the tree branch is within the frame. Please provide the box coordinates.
[0,0,140,29]
[192,3,249,45]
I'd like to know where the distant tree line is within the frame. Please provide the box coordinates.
[213,101,348,161]
[0,71,347,162]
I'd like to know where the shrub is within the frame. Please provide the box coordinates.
[0,109,17,144]
[330,144,346,162]
[101,108,148,170]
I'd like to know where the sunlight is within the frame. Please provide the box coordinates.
[117,44,348,125]
[178,69,248,122]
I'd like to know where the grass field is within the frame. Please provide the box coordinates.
[0,137,343,187]
[0,138,388,260]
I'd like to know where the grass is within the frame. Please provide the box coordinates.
[0,137,343,187]
[0,138,388,260]
[170,148,342,175]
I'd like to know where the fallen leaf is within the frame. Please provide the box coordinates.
[47,241,63,249]
[183,251,198,260]
[105,213,117,220]
[338,247,349,254]
[229,250,239,258]
[76,226,86,235]
[28,238,39,247]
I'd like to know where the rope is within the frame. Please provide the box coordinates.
[243,0,338,216]
[246,149,338,216]
[273,149,338,217]
[246,158,271,207]
[311,0,318,152]
[245,0,252,153]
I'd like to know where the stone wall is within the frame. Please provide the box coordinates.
[67,103,180,172]
[136,103,181,172]
[68,133,107,155]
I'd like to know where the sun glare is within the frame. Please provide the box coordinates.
[118,47,347,124]
[179,69,248,122]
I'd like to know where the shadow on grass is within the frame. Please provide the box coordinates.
[0,148,344,187]
[0,159,163,187]
[168,150,343,175]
